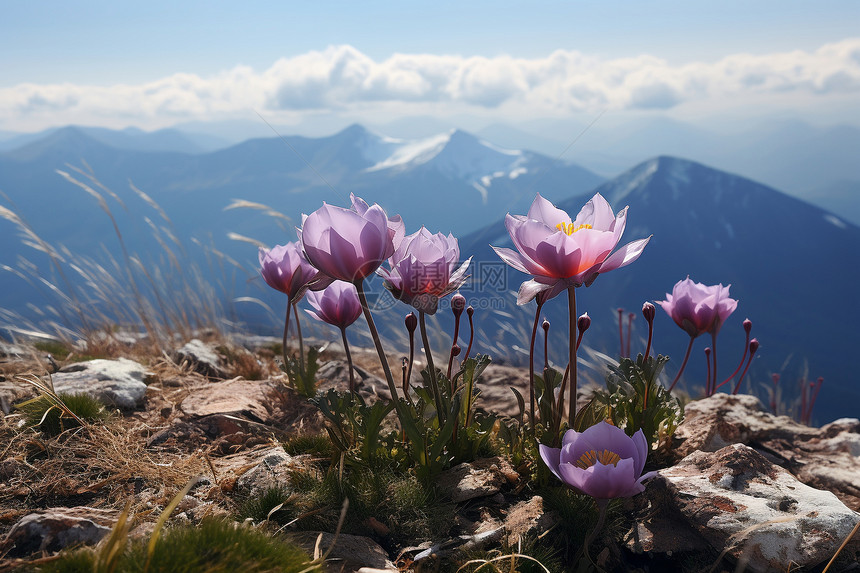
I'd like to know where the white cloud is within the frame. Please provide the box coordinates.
[2,39,859,130]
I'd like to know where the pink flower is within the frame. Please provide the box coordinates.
[299,194,400,283]
[539,421,657,499]
[378,227,471,314]
[258,241,328,301]
[305,281,362,329]
[658,277,738,338]
[492,193,650,304]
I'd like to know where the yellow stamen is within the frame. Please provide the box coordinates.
[556,222,592,235]
[575,449,622,469]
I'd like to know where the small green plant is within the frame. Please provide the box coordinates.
[575,354,684,453]
[15,388,108,436]
[237,485,299,526]
[285,345,321,398]
[312,355,496,481]
[281,463,455,545]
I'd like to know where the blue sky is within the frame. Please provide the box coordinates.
[2,1,859,133]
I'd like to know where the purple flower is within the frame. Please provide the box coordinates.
[539,421,657,499]
[492,193,650,304]
[305,281,362,329]
[299,194,400,283]
[658,277,738,338]
[258,241,328,301]
[378,227,471,314]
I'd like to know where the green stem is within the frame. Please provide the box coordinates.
[355,282,401,405]
[581,499,609,570]
[293,302,305,376]
[341,326,356,394]
[528,300,544,438]
[568,286,578,427]
[419,311,445,423]
[282,298,291,381]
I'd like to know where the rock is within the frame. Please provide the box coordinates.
[655,443,860,573]
[437,457,519,503]
[502,495,559,545]
[0,340,27,357]
[179,378,276,422]
[674,393,860,510]
[787,419,860,511]
[473,364,528,418]
[175,339,227,378]
[292,531,397,572]
[0,381,37,415]
[52,358,152,409]
[673,393,815,457]
[211,445,315,497]
[0,507,118,557]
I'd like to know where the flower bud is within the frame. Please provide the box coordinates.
[542,319,550,334]
[642,302,656,323]
[452,344,461,357]
[749,338,759,354]
[405,312,418,333]
[451,293,466,316]
[743,318,752,334]
[577,312,591,334]
[466,306,474,318]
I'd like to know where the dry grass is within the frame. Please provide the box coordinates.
[0,412,207,512]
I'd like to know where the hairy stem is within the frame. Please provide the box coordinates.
[355,282,400,405]
[568,286,578,427]
[528,300,544,436]
[668,336,694,392]
[282,298,292,381]
[419,311,445,422]
[293,302,305,376]
[341,326,356,394]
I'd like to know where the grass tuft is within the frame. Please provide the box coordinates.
[281,433,336,459]
[16,391,109,435]
[33,518,318,573]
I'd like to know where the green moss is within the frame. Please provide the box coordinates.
[33,340,71,360]
[34,519,318,573]
[15,392,109,436]
[281,433,336,459]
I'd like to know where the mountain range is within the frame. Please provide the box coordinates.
[1,125,858,422]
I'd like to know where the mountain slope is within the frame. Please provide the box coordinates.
[460,156,860,423]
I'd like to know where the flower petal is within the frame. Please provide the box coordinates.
[527,193,571,228]
[539,444,563,481]
[595,236,652,274]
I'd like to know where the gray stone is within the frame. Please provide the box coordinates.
[1,507,118,557]
[175,339,226,378]
[292,532,397,572]
[0,380,37,415]
[52,357,151,409]
[226,445,313,498]
[437,457,519,503]
[673,393,860,511]
[656,443,860,573]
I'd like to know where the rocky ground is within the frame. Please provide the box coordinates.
[0,335,859,572]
